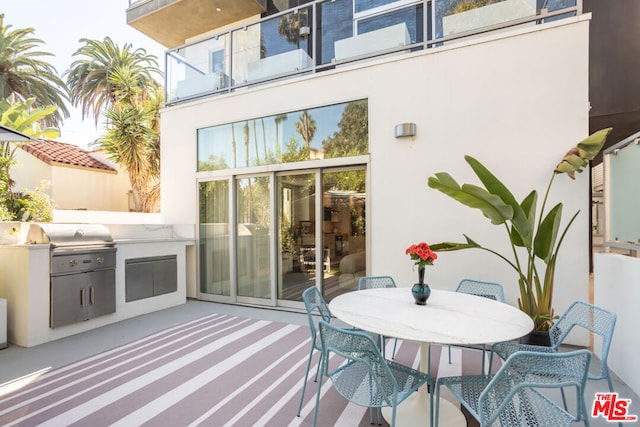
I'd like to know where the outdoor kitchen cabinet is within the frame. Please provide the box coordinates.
[50,269,116,328]
[125,255,177,302]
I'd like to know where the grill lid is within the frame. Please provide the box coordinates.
[27,223,114,247]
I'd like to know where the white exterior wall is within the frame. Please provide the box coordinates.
[12,149,131,212]
[160,17,592,343]
[12,149,52,191]
[594,253,640,395]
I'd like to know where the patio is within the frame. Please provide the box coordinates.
[0,299,636,426]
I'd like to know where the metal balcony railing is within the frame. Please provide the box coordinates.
[164,0,582,105]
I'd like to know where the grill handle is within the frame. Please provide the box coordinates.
[80,288,85,307]
[90,286,95,305]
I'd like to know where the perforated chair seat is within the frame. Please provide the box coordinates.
[490,300,618,426]
[436,350,591,427]
[314,320,432,427]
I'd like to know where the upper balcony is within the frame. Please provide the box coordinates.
[163,0,582,106]
[126,0,268,48]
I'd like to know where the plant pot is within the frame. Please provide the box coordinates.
[519,329,551,347]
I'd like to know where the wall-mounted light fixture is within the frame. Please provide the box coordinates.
[395,123,416,138]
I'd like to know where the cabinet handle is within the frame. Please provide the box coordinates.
[90,286,95,305]
[80,288,85,307]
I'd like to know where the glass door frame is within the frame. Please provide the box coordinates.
[196,157,369,309]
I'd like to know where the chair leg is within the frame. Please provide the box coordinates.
[313,354,322,382]
[392,338,398,359]
[298,345,316,417]
[434,381,442,427]
[429,378,435,427]
[604,374,622,427]
[448,344,452,364]
[312,371,324,427]
[480,344,486,375]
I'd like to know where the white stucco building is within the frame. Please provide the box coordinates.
[126,0,594,332]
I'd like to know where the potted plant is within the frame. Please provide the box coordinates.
[426,128,611,334]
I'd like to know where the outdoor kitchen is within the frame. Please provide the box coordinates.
[0,222,195,347]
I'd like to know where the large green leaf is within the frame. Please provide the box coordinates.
[511,190,537,247]
[533,203,562,262]
[577,128,612,160]
[428,173,513,225]
[555,128,611,178]
[429,240,479,252]
[465,155,532,242]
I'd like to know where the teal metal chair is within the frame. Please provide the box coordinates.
[447,279,505,374]
[297,286,332,417]
[358,275,399,358]
[313,320,433,427]
[436,349,592,427]
[491,300,618,424]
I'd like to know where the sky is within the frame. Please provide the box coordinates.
[1,0,166,148]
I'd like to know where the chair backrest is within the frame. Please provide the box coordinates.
[318,320,397,408]
[479,349,591,426]
[358,275,397,290]
[549,300,616,379]
[456,278,505,302]
[302,286,332,349]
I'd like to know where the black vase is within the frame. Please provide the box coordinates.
[411,267,430,305]
[519,330,552,346]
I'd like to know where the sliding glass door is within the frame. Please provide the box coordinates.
[236,175,272,302]
[277,172,316,303]
[199,166,366,306]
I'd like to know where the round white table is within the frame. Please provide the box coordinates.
[329,287,534,427]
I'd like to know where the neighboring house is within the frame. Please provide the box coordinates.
[127,0,598,329]
[12,139,133,212]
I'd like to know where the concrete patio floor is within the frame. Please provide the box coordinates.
[0,299,637,426]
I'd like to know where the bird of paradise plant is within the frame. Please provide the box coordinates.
[427,128,611,331]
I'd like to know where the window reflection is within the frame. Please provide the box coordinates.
[197,99,368,171]
[199,180,230,296]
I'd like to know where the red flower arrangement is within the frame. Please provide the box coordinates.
[405,242,437,269]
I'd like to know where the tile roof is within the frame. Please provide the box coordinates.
[20,139,115,171]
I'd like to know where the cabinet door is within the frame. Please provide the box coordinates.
[87,269,116,319]
[152,257,177,296]
[51,273,89,328]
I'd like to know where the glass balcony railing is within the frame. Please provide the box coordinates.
[165,0,581,104]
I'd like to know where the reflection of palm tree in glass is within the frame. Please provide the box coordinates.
[296,110,316,150]
[231,123,237,168]
[244,121,250,167]
[252,119,259,162]
[277,11,307,48]
[275,113,287,157]
[261,117,267,159]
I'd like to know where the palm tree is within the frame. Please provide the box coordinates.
[67,38,163,212]
[295,110,316,149]
[275,113,287,158]
[66,36,161,124]
[98,65,163,212]
[0,14,70,127]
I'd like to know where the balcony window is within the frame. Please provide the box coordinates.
[168,34,230,101]
[165,0,580,104]
[435,0,539,38]
[233,8,313,84]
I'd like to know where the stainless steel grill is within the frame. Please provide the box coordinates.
[28,223,117,328]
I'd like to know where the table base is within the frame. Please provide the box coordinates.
[380,391,466,427]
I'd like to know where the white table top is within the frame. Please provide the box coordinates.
[329,287,533,345]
